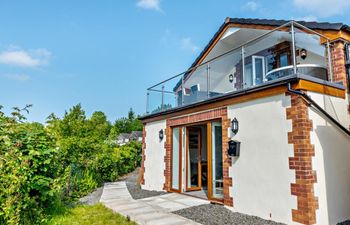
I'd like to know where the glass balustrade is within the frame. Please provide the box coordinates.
[146,21,335,115]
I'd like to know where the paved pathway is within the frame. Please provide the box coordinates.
[100,182,209,225]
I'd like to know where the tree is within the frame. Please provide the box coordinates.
[109,108,143,138]
[88,111,111,141]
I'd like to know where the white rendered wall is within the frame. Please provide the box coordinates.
[309,92,350,225]
[309,92,350,130]
[227,94,297,224]
[142,120,166,191]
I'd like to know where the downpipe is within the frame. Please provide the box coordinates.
[287,83,350,137]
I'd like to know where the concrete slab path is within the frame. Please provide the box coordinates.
[100,182,209,225]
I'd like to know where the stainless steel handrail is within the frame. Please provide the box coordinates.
[265,64,327,77]
[147,21,331,91]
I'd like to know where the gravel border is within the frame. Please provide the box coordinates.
[173,204,286,225]
[125,168,166,200]
[79,187,103,205]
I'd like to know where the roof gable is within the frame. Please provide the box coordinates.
[188,17,350,71]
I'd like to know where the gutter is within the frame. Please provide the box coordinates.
[287,83,350,137]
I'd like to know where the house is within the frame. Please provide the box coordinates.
[129,131,143,142]
[139,18,350,225]
[117,133,130,146]
[116,131,142,145]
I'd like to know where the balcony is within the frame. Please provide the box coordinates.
[145,21,335,115]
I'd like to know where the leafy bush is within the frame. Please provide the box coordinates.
[0,107,60,225]
[0,104,143,224]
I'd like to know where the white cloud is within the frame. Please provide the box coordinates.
[137,0,161,11]
[0,47,51,67]
[293,0,350,17]
[242,1,258,11]
[180,37,199,53]
[1,73,30,81]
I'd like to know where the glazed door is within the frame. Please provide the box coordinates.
[210,122,223,199]
[252,56,266,85]
[171,127,182,192]
[186,128,201,191]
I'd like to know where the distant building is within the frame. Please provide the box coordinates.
[129,131,143,142]
[116,131,142,146]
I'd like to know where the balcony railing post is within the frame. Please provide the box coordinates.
[146,91,150,114]
[181,75,184,106]
[241,46,245,89]
[327,41,333,82]
[161,85,164,110]
[291,22,297,74]
[207,63,210,99]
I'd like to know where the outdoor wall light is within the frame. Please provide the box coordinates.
[159,129,164,141]
[231,117,239,135]
[229,74,234,83]
[300,48,307,60]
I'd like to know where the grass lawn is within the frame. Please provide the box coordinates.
[47,204,137,225]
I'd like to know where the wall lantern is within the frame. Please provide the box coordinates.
[231,117,239,135]
[229,74,234,83]
[159,129,164,141]
[300,48,307,60]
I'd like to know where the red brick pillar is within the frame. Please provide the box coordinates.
[140,126,146,185]
[287,94,319,225]
[163,126,171,191]
[331,41,348,91]
[222,113,233,206]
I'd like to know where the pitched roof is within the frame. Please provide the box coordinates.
[117,133,130,139]
[227,18,350,31]
[173,17,350,93]
[129,131,142,140]
[189,17,350,71]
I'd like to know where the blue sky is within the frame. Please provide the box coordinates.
[1,0,349,123]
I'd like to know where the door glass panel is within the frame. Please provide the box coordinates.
[212,122,223,199]
[188,129,200,188]
[280,53,288,67]
[254,57,264,84]
[172,127,180,190]
[244,63,253,88]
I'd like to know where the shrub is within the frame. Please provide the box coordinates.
[0,110,60,224]
[0,105,143,224]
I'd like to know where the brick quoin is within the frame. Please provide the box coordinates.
[286,93,319,225]
[140,127,146,185]
[331,41,349,91]
[163,108,233,206]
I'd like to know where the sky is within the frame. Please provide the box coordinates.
[1,0,350,123]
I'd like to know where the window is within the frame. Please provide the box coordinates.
[279,52,288,67]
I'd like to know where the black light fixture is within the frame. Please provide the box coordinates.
[231,117,239,135]
[159,129,164,141]
[229,74,234,83]
[300,49,307,60]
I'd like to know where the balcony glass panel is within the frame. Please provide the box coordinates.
[244,27,293,86]
[180,64,209,106]
[294,26,328,81]
[147,75,180,114]
[209,48,243,96]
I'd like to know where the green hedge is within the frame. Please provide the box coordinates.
[0,105,142,224]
